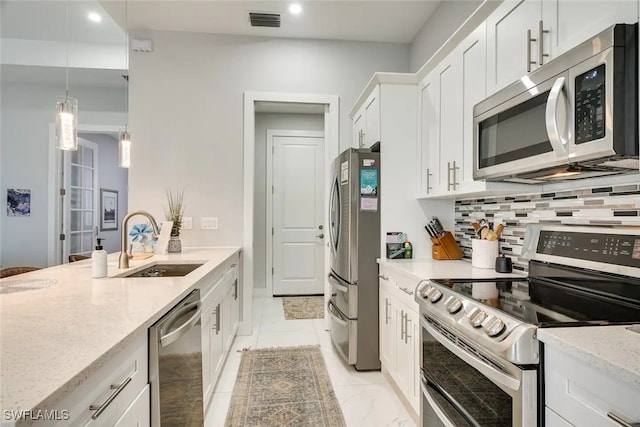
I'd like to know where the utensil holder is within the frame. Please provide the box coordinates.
[471,239,499,269]
[430,232,463,260]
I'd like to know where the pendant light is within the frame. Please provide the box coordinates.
[56,1,78,151]
[119,0,131,168]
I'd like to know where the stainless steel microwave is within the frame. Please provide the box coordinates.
[473,23,638,183]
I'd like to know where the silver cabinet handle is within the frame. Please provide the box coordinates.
[216,303,221,334]
[378,274,389,281]
[607,412,640,427]
[446,162,452,191]
[405,315,412,344]
[538,20,549,65]
[384,298,391,324]
[426,168,432,193]
[233,279,238,300]
[400,311,406,340]
[90,376,132,419]
[527,29,537,72]
[545,76,569,156]
[450,160,459,190]
[398,287,414,296]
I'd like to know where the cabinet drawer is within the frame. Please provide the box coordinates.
[544,345,640,426]
[52,333,148,427]
[113,384,150,427]
[545,407,573,427]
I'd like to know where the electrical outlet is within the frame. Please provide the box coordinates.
[181,217,192,230]
[201,217,218,230]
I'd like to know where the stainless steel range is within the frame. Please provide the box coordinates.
[415,225,640,427]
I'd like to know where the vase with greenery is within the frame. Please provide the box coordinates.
[164,188,185,253]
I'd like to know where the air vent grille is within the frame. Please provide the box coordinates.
[249,12,281,28]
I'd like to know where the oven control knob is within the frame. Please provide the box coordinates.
[444,296,463,314]
[482,316,506,337]
[420,285,433,299]
[467,307,487,328]
[428,289,443,303]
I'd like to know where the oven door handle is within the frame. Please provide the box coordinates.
[422,317,521,392]
[545,75,569,156]
[328,272,349,293]
[327,301,349,326]
[420,380,458,427]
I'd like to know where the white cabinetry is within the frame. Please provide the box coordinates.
[113,385,150,427]
[487,0,638,95]
[378,265,420,415]
[201,253,241,415]
[52,334,148,427]
[351,85,380,148]
[544,344,640,426]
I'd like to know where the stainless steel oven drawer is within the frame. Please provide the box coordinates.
[328,271,357,318]
[328,300,357,365]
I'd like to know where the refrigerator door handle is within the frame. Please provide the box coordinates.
[328,272,349,293]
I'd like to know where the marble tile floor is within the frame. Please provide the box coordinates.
[205,295,418,427]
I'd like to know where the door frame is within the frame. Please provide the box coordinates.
[266,129,325,296]
[47,124,122,266]
[243,92,339,335]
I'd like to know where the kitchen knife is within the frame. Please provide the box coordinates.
[432,217,445,236]
[424,225,436,238]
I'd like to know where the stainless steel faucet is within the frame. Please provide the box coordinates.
[119,210,160,269]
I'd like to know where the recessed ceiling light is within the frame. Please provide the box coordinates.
[88,12,102,23]
[289,3,302,15]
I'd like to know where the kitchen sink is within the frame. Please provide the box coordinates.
[122,263,204,278]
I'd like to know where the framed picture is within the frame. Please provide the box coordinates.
[100,189,118,231]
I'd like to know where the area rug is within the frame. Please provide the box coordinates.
[282,296,325,320]
[224,346,346,427]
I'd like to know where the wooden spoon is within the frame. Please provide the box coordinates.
[495,224,505,238]
[485,230,499,241]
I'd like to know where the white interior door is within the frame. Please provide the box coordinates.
[270,130,325,296]
[63,140,99,260]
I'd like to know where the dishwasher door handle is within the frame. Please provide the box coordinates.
[160,302,202,348]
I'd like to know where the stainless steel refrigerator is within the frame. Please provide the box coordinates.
[327,148,380,371]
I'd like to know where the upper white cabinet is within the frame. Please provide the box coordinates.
[487,0,639,95]
[351,85,380,148]
[419,73,440,195]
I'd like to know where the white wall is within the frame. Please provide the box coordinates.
[409,0,483,72]
[78,133,129,254]
[0,80,126,268]
[128,31,410,249]
[253,113,324,289]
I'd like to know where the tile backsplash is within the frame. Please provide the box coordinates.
[454,183,640,271]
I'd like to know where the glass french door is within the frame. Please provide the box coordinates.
[64,140,98,260]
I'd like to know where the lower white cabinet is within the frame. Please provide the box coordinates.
[52,333,148,427]
[201,253,242,415]
[113,385,150,427]
[544,344,640,426]
[378,266,420,414]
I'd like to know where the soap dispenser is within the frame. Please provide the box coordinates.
[92,237,107,278]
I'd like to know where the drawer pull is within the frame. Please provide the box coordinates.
[398,287,414,296]
[378,274,389,281]
[607,412,640,427]
[89,376,132,419]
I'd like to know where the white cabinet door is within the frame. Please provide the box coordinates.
[545,407,574,427]
[418,74,440,196]
[379,287,396,371]
[364,86,380,147]
[461,23,487,184]
[437,52,463,194]
[487,0,542,94]
[230,277,240,339]
[113,385,150,427]
[353,109,365,148]
[208,300,225,383]
[543,0,638,60]
[395,305,419,414]
[201,303,214,408]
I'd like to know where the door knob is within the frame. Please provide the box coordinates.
[318,225,323,230]
[316,234,325,239]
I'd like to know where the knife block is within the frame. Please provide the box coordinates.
[430,232,464,260]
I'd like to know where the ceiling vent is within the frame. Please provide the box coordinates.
[249,12,281,28]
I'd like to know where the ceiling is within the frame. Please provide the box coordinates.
[101,0,443,44]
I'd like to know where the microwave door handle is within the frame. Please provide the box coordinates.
[545,76,569,156]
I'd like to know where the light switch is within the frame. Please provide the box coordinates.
[201,217,218,230]
[181,217,192,230]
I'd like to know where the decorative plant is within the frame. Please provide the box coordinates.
[164,188,185,237]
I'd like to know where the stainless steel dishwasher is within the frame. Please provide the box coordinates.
[149,289,204,426]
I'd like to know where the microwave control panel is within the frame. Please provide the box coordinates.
[575,64,606,144]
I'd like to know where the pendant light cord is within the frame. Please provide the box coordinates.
[65,0,69,98]
[125,0,129,131]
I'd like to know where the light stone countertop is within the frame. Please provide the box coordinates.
[377,257,527,283]
[538,325,640,389]
[0,247,240,420]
